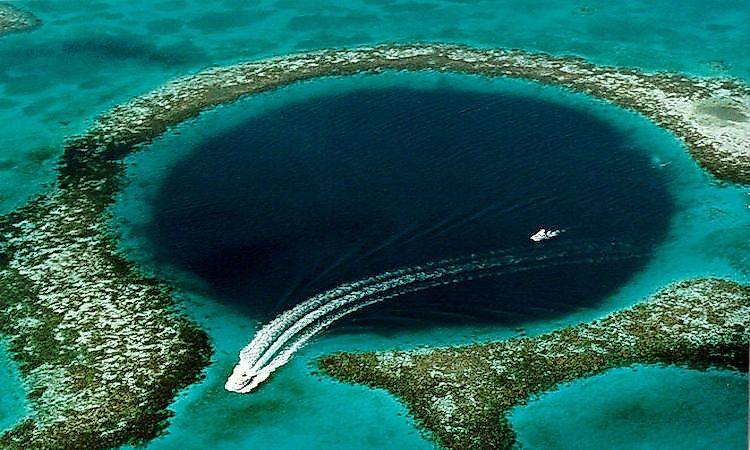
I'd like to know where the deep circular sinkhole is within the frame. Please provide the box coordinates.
[146,85,674,329]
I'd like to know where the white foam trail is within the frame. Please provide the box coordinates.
[233,251,507,369]
[225,242,641,393]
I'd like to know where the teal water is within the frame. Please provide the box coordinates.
[1,0,748,448]
[0,341,27,433]
[510,365,748,450]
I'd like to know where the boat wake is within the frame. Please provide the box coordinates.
[225,241,645,393]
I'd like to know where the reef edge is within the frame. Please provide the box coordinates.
[318,278,749,449]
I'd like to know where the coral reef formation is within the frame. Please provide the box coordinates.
[319,279,749,449]
[0,4,39,36]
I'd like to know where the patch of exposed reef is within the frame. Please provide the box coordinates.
[0,191,211,447]
[0,3,40,36]
[1,43,749,448]
[319,279,749,449]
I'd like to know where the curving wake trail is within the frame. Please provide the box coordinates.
[225,241,645,393]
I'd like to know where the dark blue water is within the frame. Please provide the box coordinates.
[148,87,673,328]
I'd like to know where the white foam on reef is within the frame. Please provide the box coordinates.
[225,242,643,393]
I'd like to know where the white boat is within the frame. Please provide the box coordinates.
[530,228,562,242]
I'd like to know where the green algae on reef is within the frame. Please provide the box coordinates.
[0,189,211,448]
[0,4,39,36]
[1,43,749,449]
[318,279,750,449]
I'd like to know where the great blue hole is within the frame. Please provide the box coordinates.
[146,86,673,329]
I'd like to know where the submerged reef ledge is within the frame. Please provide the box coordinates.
[0,4,40,36]
[0,44,748,449]
[319,279,750,449]
[65,43,750,185]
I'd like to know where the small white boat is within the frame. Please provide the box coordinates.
[530,228,562,242]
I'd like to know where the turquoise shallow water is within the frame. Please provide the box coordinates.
[1,0,749,448]
[510,365,748,450]
[0,341,27,433]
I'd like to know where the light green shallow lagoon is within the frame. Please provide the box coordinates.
[1,0,748,448]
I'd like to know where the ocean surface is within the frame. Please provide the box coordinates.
[1,0,748,448]
[144,84,671,327]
